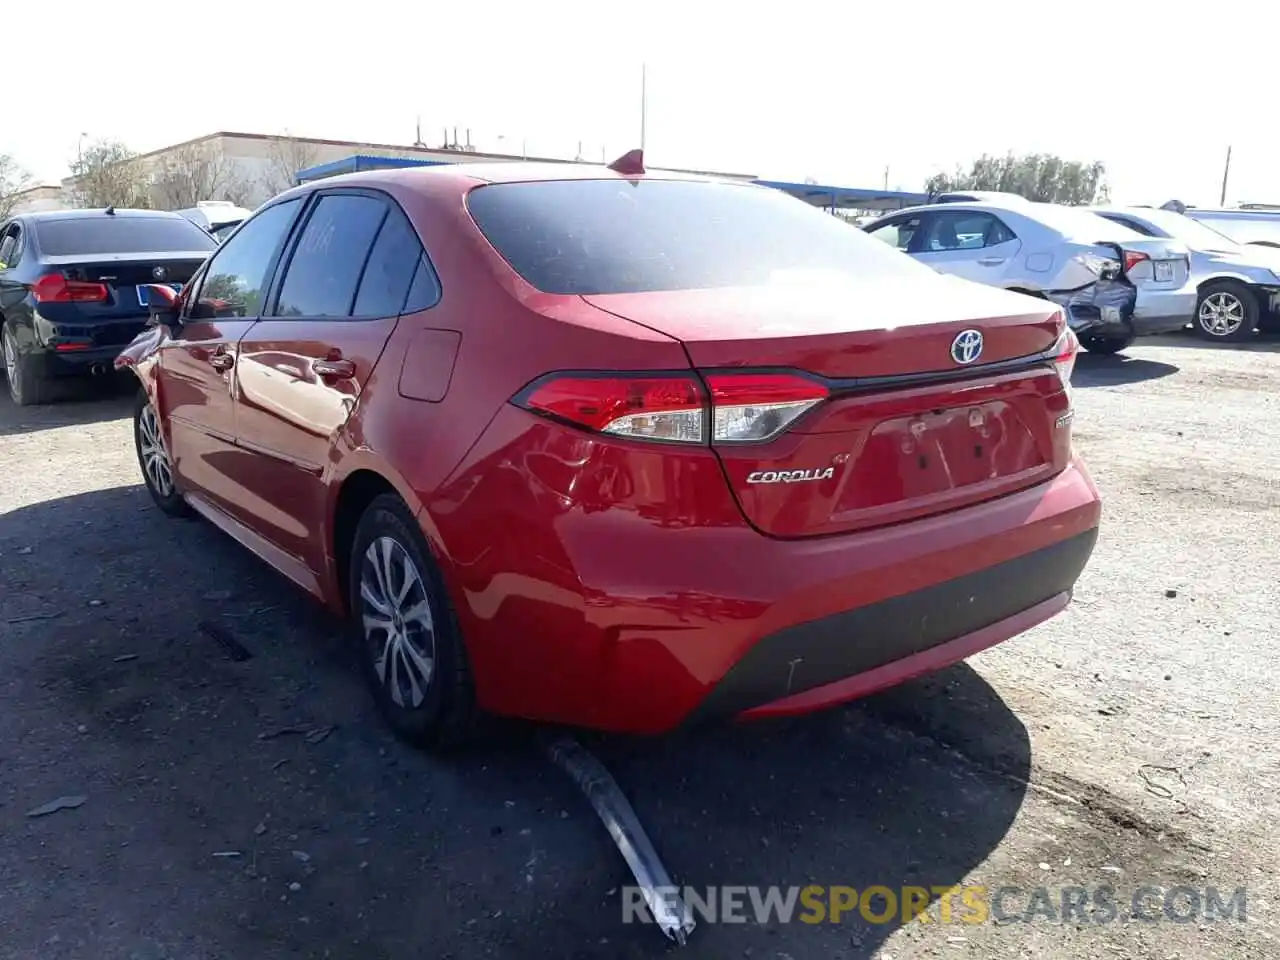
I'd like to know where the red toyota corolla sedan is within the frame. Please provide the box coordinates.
[117,157,1101,748]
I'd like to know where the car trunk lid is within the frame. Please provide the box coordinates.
[1104,238,1191,290]
[585,277,1075,538]
[36,252,209,343]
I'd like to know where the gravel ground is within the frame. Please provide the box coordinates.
[0,334,1277,960]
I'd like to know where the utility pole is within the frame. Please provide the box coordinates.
[883,165,889,190]
[1220,145,1232,206]
[640,63,647,151]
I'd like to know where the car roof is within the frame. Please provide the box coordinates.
[20,208,191,222]
[274,160,730,203]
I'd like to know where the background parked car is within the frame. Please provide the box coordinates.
[1092,205,1280,342]
[176,201,251,244]
[0,208,216,405]
[863,200,1194,355]
[932,190,1031,205]
[1160,202,1280,249]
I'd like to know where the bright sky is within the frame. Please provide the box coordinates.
[4,1,1274,208]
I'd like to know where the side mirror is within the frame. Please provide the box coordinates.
[144,284,181,328]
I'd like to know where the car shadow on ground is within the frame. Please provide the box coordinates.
[0,373,137,437]
[0,486,1031,960]
[1071,352,1179,388]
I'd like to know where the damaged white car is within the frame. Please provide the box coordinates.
[864,200,1194,354]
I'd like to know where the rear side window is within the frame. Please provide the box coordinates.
[465,179,928,295]
[34,216,217,257]
[352,206,432,317]
[274,194,387,318]
[403,259,442,313]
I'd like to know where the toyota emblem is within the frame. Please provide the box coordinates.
[950,329,984,365]
[152,266,167,280]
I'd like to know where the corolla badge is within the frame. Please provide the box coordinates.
[951,329,984,365]
[152,266,168,280]
[746,468,836,484]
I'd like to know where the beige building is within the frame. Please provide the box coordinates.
[8,130,755,216]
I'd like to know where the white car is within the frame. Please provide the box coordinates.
[863,200,1195,354]
[1092,205,1280,342]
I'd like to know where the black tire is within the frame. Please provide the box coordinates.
[1195,280,1259,343]
[133,390,190,517]
[3,323,53,406]
[1079,330,1136,355]
[347,493,477,750]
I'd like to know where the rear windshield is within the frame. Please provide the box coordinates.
[35,216,217,257]
[1029,204,1144,241]
[465,179,930,295]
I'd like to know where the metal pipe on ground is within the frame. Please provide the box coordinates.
[541,735,696,946]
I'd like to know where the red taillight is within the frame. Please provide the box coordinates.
[517,370,830,445]
[520,375,706,442]
[703,372,829,443]
[1052,322,1078,398]
[1122,250,1150,274]
[32,273,109,304]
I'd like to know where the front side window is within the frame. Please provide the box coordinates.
[273,194,388,318]
[196,199,302,318]
[866,215,922,252]
[921,212,1015,252]
[466,179,930,295]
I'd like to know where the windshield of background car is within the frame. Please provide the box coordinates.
[465,179,932,295]
[1139,209,1240,250]
[35,217,218,257]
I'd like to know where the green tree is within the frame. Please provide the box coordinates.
[68,138,152,208]
[1,152,33,220]
[925,152,1109,205]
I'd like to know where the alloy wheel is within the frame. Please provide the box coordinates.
[359,536,437,709]
[137,402,174,498]
[1198,292,1245,337]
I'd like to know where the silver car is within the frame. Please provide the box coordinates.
[863,201,1195,354]
[1092,205,1280,342]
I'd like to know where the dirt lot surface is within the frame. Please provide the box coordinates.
[1,335,1277,960]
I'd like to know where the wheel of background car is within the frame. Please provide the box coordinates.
[1194,280,1259,342]
[133,391,190,517]
[1078,330,1136,355]
[3,323,53,406]
[347,493,477,750]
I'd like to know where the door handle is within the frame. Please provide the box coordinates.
[978,257,1006,266]
[313,357,356,379]
[209,352,234,371]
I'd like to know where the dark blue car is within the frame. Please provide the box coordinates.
[0,208,216,405]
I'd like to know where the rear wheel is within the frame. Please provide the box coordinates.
[134,390,190,517]
[3,324,53,406]
[1078,330,1136,355]
[347,493,477,750]
[1195,281,1258,342]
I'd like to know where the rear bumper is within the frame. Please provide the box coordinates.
[31,312,147,377]
[698,531,1092,723]
[1132,286,1196,334]
[35,343,133,378]
[456,454,1102,734]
